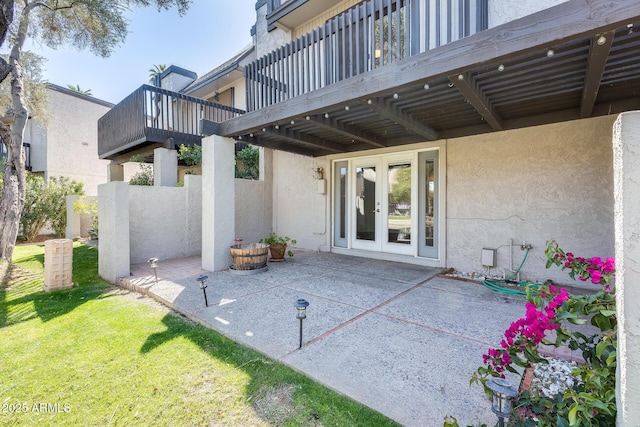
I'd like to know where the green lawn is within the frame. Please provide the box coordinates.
[0,243,399,426]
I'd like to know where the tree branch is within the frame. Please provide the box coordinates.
[32,1,81,12]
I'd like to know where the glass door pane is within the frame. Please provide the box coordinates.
[355,165,377,242]
[334,161,348,247]
[418,151,438,258]
[387,163,411,245]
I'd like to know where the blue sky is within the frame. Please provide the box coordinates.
[26,1,257,104]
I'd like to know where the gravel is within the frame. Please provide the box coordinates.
[530,357,581,397]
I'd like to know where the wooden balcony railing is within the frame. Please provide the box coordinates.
[98,84,245,159]
[246,0,488,111]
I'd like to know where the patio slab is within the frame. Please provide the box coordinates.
[119,251,528,426]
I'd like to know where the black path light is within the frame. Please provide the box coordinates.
[294,299,309,349]
[486,378,519,427]
[197,275,209,307]
[148,258,159,283]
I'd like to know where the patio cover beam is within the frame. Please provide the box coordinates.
[364,98,439,141]
[261,127,344,153]
[304,115,388,148]
[580,31,615,118]
[237,134,316,157]
[218,0,640,138]
[448,72,504,131]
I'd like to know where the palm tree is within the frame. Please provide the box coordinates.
[67,84,92,96]
[149,64,167,84]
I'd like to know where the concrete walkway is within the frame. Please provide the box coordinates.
[118,250,528,426]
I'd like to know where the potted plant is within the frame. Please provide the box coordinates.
[259,233,297,261]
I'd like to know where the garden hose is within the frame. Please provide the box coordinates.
[482,248,543,295]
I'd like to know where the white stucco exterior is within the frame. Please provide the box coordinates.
[613,112,640,427]
[129,176,202,264]
[98,176,202,279]
[488,0,569,28]
[446,116,615,284]
[254,2,292,58]
[267,115,616,287]
[235,148,273,244]
[28,85,113,196]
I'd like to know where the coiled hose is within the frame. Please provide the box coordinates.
[481,248,542,295]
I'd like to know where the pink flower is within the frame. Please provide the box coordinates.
[591,270,603,284]
[603,258,615,273]
[549,284,557,294]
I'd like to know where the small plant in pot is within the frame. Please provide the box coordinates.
[259,233,297,261]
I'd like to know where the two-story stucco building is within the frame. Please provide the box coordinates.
[97,1,640,423]
[26,84,114,196]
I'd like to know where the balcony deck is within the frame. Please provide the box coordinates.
[212,0,640,157]
[98,85,245,161]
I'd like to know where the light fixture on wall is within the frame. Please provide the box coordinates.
[313,167,324,180]
[213,91,220,101]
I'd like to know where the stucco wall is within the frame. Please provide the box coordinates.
[613,111,640,427]
[272,116,615,283]
[235,147,273,244]
[128,176,202,264]
[255,2,292,58]
[272,150,329,251]
[39,88,112,196]
[446,115,616,285]
[488,0,568,28]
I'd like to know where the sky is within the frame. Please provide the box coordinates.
[25,1,257,104]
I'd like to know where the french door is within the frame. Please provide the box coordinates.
[334,150,439,259]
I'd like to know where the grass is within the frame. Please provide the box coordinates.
[0,243,400,427]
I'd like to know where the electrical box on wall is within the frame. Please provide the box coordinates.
[317,179,326,194]
[481,248,497,267]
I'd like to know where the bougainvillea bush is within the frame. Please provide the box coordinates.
[470,241,616,427]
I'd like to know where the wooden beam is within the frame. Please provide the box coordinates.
[304,115,388,148]
[261,127,345,153]
[219,0,640,137]
[199,119,220,136]
[237,134,316,157]
[580,31,615,118]
[365,98,439,140]
[448,72,504,131]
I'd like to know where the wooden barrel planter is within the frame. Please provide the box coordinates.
[229,243,269,275]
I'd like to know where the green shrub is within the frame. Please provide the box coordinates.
[129,154,153,186]
[235,145,259,180]
[20,173,83,240]
[177,143,202,166]
[48,176,84,237]
[73,197,98,238]
[20,173,48,241]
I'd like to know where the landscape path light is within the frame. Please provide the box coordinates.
[148,258,159,283]
[486,377,518,427]
[294,298,309,349]
[197,275,209,307]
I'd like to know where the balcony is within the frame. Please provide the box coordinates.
[98,84,245,160]
[248,0,488,111]
[216,0,640,158]
[267,0,345,30]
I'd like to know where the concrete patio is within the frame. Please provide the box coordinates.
[118,250,530,426]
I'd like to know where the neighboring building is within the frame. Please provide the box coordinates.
[28,83,114,196]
